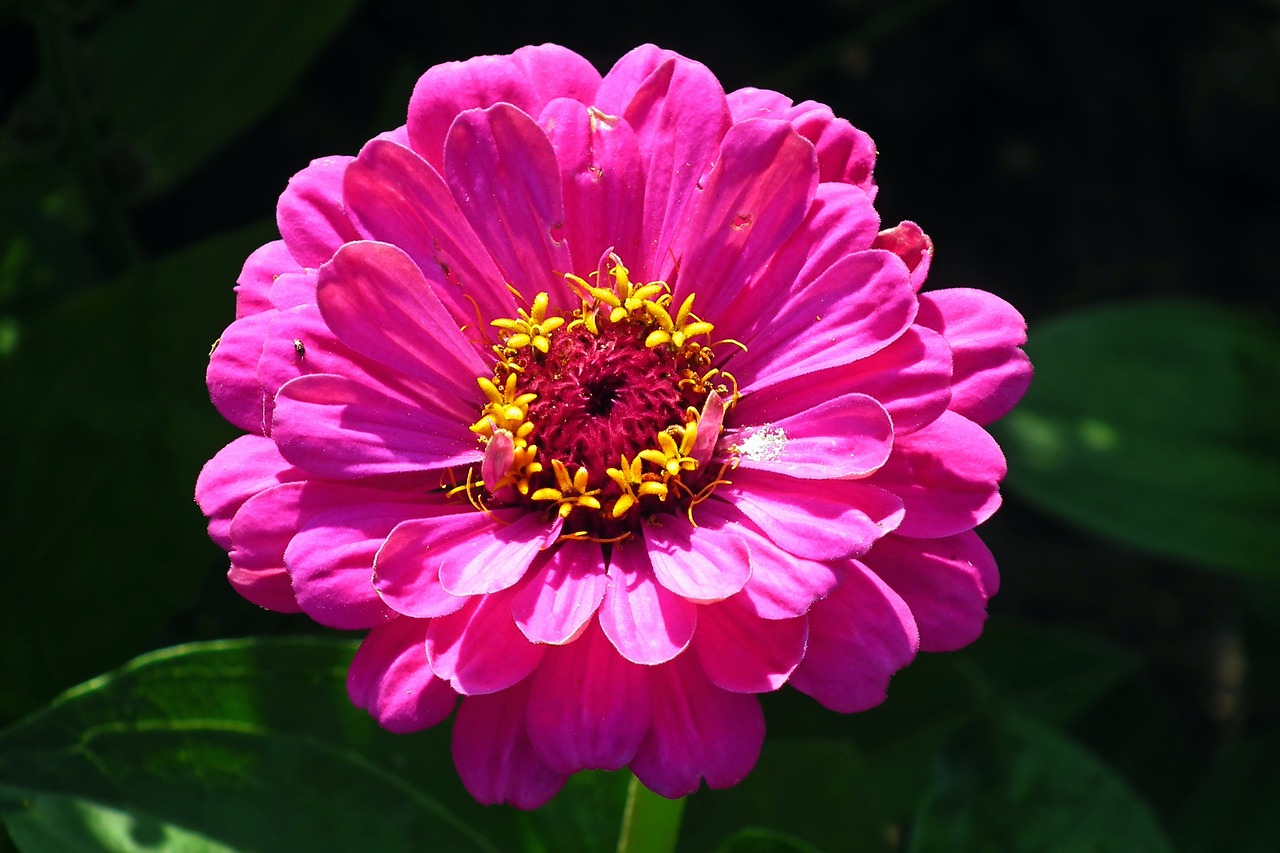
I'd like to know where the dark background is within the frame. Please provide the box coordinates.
[2,0,1278,850]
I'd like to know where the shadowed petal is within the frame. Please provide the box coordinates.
[196,435,297,550]
[235,239,298,318]
[720,510,844,619]
[427,591,546,695]
[347,617,457,734]
[527,619,651,772]
[453,681,568,809]
[863,531,999,652]
[694,596,807,693]
[630,653,765,797]
[207,310,273,435]
[790,560,919,713]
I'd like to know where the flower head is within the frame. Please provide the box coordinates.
[197,44,1031,807]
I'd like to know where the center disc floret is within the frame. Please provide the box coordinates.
[468,255,740,540]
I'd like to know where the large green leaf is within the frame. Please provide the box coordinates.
[909,713,1175,853]
[1177,729,1280,853]
[90,0,360,195]
[996,300,1280,576]
[0,637,520,853]
[0,225,273,721]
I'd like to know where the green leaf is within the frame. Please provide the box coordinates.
[0,225,273,721]
[0,637,520,853]
[91,0,360,195]
[713,828,825,853]
[909,713,1175,853]
[996,299,1280,576]
[679,738,892,853]
[517,771,631,853]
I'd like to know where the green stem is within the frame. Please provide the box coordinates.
[615,773,686,853]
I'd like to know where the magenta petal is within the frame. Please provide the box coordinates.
[868,411,1006,538]
[427,591,546,695]
[373,509,522,618]
[444,104,572,300]
[863,531,998,652]
[789,560,919,713]
[226,483,317,613]
[718,468,903,561]
[343,139,513,326]
[720,510,843,619]
[436,511,558,596]
[226,565,299,613]
[235,240,298,319]
[196,435,296,550]
[693,596,807,693]
[729,392,893,480]
[286,497,435,629]
[347,617,457,734]
[630,653,765,797]
[599,541,697,665]
[207,310,272,435]
[596,46,731,280]
[873,221,933,291]
[540,97,645,275]
[276,155,361,268]
[643,505,750,603]
[917,288,1032,425]
[671,119,817,320]
[316,241,488,415]
[512,541,608,645]
[408,44,597,172]
[527,619,651,773]
[272,373,480,479]
[731,250,917,393]
[452,680,568,808]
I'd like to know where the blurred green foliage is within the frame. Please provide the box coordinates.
[0,0,1276,850]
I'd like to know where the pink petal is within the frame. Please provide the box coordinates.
[195,435,296,550]
[276,155,361,268]
[452,680,568,809]
[539,97,645,275]
[599,541,697,665]
[266,269,317,311]
[693,596,807,693]
[207,310,273,435]
[862,531,998,653]
[789,561,919,713]
[235,240,298,319]
[670,119,817,320]
[408,44,599,172]
[722,511,844,619]
[917,288,1032,425]
[630,653,765,797]
[444,104,573,301]
[286,496,437,629]
[717,468,903,561]
[347,617,457,734]
[595,45,731,281]
[712,182,880,343]
[227,482,320,613]
[226,565,298,613]
[526,619,651,773]
[732,325,952,438]
[873,221,933,291]
[373,508,532,618]
[316,240,489,418]
[727,89,878,194]
[511,541,608,645]
[271,373,480,479]
[868,411,1006,538]
[730,249,917,394]
[343,139,513,326]
[729,392,893,480]
[427,590,546,695]
[642,504,750,603]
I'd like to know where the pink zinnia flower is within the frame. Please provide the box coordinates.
[197,44,1031,807]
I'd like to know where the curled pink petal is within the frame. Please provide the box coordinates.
[348,617,457,734]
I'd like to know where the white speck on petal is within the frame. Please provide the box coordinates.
[735,426,788,462]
